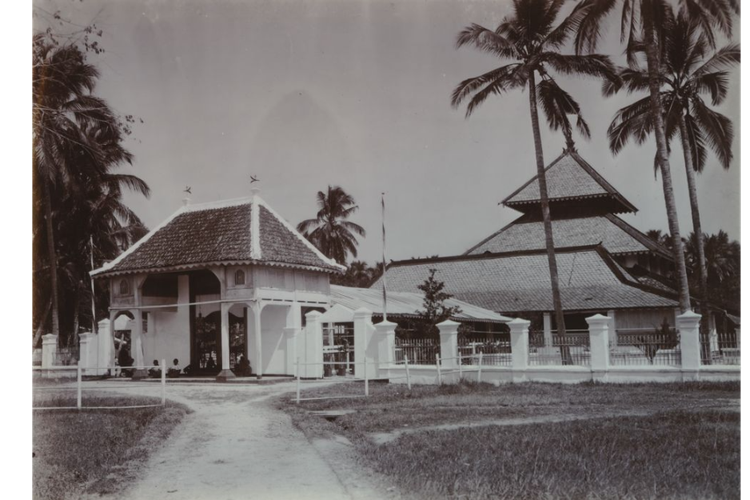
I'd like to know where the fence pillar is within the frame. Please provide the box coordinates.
[437,320,460,383]
[586,314,610,382]
[543,313,553,347]
[97,318,113,376]
[78,332,98,375]
[508,319,529,383]
[42,334,58,369]
[678,310,702,380]
[607,310,617,348]
[353,308,378,380]
[374,320,397,378]
[302,311,324,378]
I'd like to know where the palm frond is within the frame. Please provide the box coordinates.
[456,23,515,58]
[450,64,521,108]
[690,98,733,169]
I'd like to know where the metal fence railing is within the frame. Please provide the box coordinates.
[611,328,681,366]
[701,332,740,366]
[54,345,80,366]
[395,337,439,365]
[528,330,591,367]
[458,334,512,367]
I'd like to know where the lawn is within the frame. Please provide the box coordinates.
[280,381,740,500]
[33,393,188,500]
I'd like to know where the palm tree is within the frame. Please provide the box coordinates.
[685,231,740,309]
[451,0,617,343]
[297,186,366,265]
[605,11,739,330]
[575,0,739,313]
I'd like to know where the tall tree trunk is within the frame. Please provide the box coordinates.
[42,177,61,339]
[678,111,710,360]
[90,236,98,334]
[643,17,691,313]
[527,71,571,364]
[33,299,53,349]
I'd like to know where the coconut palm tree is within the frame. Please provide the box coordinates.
[297,186,366,265]
[685,231,740,310]
[575,0,739,313]
[605,11,739,330]
[451,0,618,342]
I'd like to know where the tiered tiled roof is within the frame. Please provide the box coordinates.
[375,247,678,313]
[502,151,637,214]
[91,196,345,277]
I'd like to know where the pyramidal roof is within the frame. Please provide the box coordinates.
[91,194,345,277]
[502,151,637,214]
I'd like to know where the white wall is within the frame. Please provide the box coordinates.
[143,275,190,369]
[247,305,289,375]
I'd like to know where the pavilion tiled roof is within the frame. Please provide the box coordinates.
[465,214,672,259]
[502,151,637,213]
[91,196,345,277]
[374,247,678,314]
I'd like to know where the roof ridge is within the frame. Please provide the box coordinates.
[183,196,252,212]
[463,215,526,255]
[389,244,604,268]
[256,196,346,272]
[499,150,568,206]
[603,214,673,260]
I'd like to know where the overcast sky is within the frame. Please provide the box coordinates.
[34,0,741,265]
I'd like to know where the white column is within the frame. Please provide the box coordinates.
[42,334,58,369]
[283,327,299,376]
[374,319,397,371]
[303,310,324,378]
[98,317,112,375]
[254,302,264,379]
[78,332,98,373]
[130,308,146,379]
[437,319,460,382]
[216,302,236,381]
[508,318,529,383]
[543,312,553,347]
[678,311,702,380]
[607,310,617,348]
[586,314,610,382]
[353,308,377,380]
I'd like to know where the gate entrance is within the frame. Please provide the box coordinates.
[322,322,354,377]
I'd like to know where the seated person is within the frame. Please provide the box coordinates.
[206,356,217,370]
[148,359,162,378]
[167,358,181,378]
[235,354,252,377]
[118,348,134,378]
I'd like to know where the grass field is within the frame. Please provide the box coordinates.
[281,381,740,500]
[33,394,188,500]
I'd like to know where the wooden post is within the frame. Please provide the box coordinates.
[161,358,166,406]
[478,352,483,383]
[436,354,442,385]
[458,355,463,381]
[364,357,369,397]
[405,355,411,390]
[296,358,301,404]
[77,361,82,410]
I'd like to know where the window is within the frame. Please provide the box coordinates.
[235,269,246,286]
[119,279,130,295]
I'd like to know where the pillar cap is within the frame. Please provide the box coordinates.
[508,318,531,327]
[305,310,323,319]
[437,319,461,328]
[374,320,398,328]
[42,333,58,341]
[586,313,610,324]
[353,307,373,317]
[676,310,701,323]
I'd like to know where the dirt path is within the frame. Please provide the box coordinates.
[91,380,391,500]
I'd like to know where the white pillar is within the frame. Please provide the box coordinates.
[678,310,702,380]
[607,310,617,348]
[254,302,264,379]
[97,318,112,375]
[303,310,324,378]
[543,312,553,347]
[353,308,377,380]
[374,319,397,371]
[78,332,98,373]
[216,302,236,381]
[508,318,529,383]
[586,314,610,382]
[130,308,146,379]
[437,319,460,382]
[283,327,299,376]
[42,334,58,369]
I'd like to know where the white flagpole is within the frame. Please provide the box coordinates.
[381,192,388,322]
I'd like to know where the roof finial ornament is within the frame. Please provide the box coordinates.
[250,174,261,197]
[182,186,192,206]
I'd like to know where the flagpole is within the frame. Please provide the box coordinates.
[381,192,388,322]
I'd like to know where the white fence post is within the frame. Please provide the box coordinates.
[296,357,301,404]
[77,361,82,410]
[404,355,411,390]
[364,357,369,397]
[436,354,442,385]
[586,314,610,382]
[458,356,463,381]
[678,311,702,380]
[303,311,324,379]
[509,318,530,383]
[477,352,483,383]
[42,334,58,370]
[374,319,397,377]
[437,320,460,384]
[161,358,166,406]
